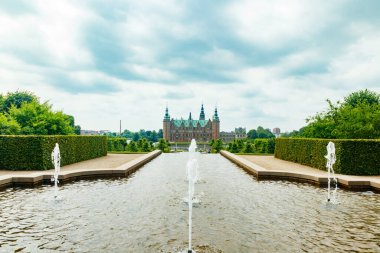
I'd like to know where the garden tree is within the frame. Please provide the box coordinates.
[247,126,274,139]
[132,132,140,141]
[67,115,81,135]
[158,129,163,139]
[122,129,134,139]
[9,101,75,135]
[243,142,254,153]
[230,142,239,153]
[301,89,380,139]
[0,91,80,135]
[157,138,170,152]
[0,94,4,113]
[247,129,258,139]
[1,91,38,113]
[343,89,380,107]
[211,139,223,153]
[127,140,138,152]
[0,113,21,134]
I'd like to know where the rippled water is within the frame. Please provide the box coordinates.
[0,153,379,252]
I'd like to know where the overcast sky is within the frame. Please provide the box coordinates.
[1,0,379,132]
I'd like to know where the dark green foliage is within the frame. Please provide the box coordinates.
[247,126,274,140]
[127,140,138,152]
[0,91,80,135]
[0,135,107,170]
[1,91,38,113]
[227,138,275,154]
[274,138,380,175]
[211,139,223,153]
[157,138,170,153]
[119,129,161,142]
[108,138,127,151]
[297,89,380,139]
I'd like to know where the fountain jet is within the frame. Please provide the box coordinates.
[325,141,338,203]
[51,143,61,198]
[187,139,198,253]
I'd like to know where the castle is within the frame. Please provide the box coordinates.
[163,105,220,142]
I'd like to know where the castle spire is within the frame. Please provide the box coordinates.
[188,112,192,120]
[213,107,219,122]
[164,106,170,121]
[199,104,205,120]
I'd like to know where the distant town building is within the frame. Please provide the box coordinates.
[80,130,111,135]
[163,104,220,142]
[220,127,247,143]
[234,127,247,139]
[272,127,281,138]
[220,131,235,143]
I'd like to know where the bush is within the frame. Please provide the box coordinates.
[108,137,127,151]
[274,138,380,175]
[227,138,275,154]
[0,135,107,170]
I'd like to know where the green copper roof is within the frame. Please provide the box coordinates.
[173,119,209,128]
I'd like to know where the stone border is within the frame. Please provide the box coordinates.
[0,150,162,190]
[220,150,380,192]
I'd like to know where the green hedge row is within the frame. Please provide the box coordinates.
[108,137,127,151]
[274,138,380,175]
[0,135,107,170]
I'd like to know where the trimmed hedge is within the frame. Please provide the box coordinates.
[0,135,107,170]
[275,138,380,175]
[108,137,127,151]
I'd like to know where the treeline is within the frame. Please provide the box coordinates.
[282,89,380,139]
[227,139,275,154]
[106,129,163,142]
[108,138,155,152]
[0,91,80,135]
[247,126,275,139]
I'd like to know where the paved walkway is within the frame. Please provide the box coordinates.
[0,154,143,177]
[0,151,161,189]
[221,151,380,191]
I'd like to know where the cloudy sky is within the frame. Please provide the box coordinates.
[1,0,379,132]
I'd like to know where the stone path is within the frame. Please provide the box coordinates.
[0,151,161,189]
[221,151,380,191]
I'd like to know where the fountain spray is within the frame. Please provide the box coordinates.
[325,141,338,203]
[187,139,198,253]
[51,143,61,198]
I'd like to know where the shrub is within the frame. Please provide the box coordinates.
[274,138,380,175]
[0,135,107,170]
[108,137,127,151]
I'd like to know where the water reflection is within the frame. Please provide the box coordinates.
[0,153,379,252]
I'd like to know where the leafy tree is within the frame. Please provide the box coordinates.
[157,138,170,152]
[1,91,38,113]
[229,142,239,153]
[301,89,380,139]
[0,113,21,134]
[9,101,74,135]
[343,89,380,107]
[244,142,254,153]
[247,129,258,139]
[247,126,274,139]
[127,140,138,152]
[211,139,223,153]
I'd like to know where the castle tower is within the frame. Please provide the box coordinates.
[199,104,205,120]
[163,106,171,141]
[212,107,220,140]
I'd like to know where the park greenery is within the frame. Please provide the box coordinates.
[283,89,380,139]
[247,126,275,139]
[0,91,80,135]
[105,129,163,142]
[108,137,155,152]
[227,138,275,154]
